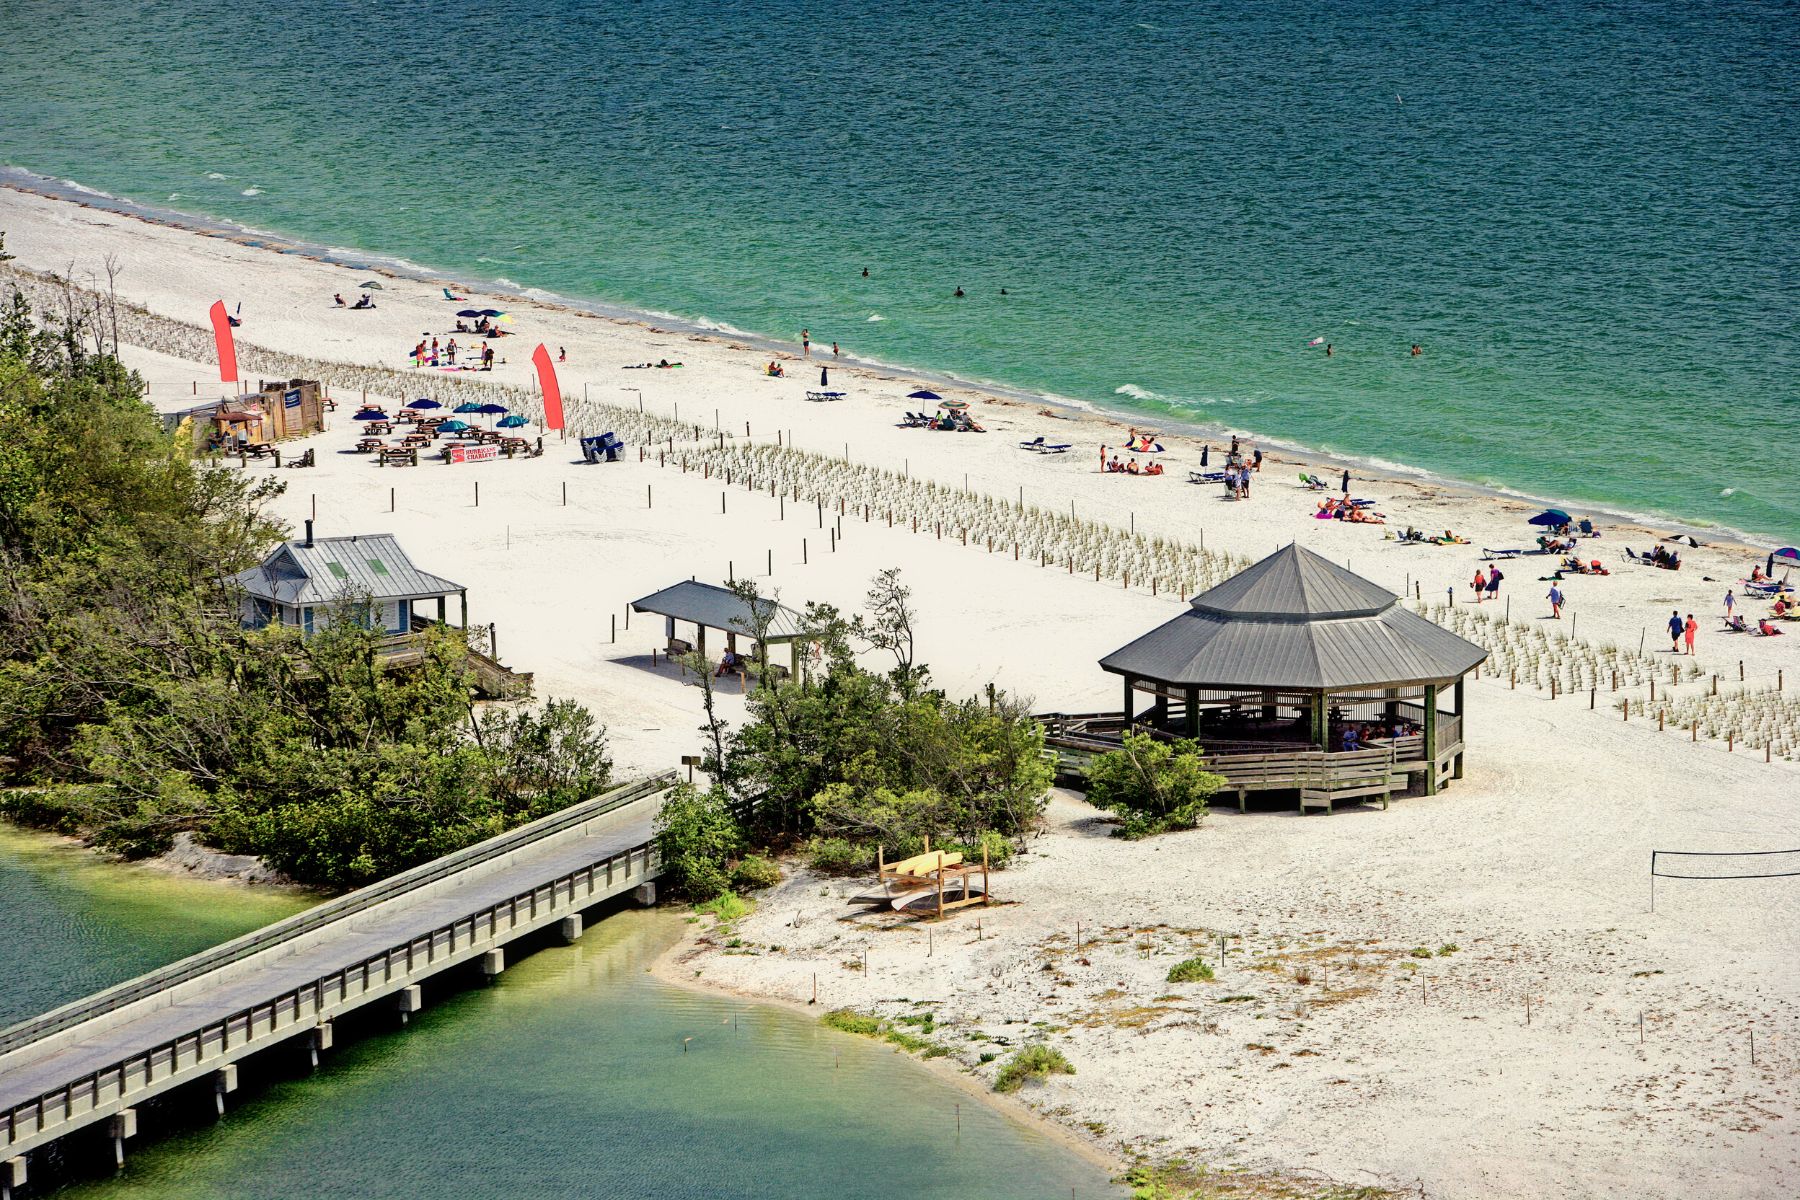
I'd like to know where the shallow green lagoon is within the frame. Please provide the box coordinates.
[0,828,1116,1198]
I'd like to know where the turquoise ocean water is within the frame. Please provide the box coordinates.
[1,0,1794,538]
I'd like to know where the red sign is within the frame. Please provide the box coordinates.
[448,444,500,464]
[209,301,237,383]
[532,343,564,430]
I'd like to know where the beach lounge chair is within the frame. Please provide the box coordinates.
[1300,473,1327,490]
[442,287,466,300]
[805,390,846,402]
[1188,470,1225,485]
[1481,547,1525,559]
[1042,442,1071,454]
[1019,436,1046,451]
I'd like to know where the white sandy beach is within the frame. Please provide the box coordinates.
[3,183,1797,1198]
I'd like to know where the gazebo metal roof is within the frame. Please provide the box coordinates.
[1100,545,1486,692]
[232,534,462,607]
[631,581,806,642]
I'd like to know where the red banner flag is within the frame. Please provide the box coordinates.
[532,344,564,430]
[209,301,238,384]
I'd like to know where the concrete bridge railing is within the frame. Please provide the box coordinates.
[0,771,674,1167]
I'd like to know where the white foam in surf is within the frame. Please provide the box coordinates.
[866,313,884,322]
[240,187,263,197]
[1114,384,1163,401]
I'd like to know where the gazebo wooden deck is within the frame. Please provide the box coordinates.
[1047,545,1486,813]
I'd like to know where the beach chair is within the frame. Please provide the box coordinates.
[442,287,466,300]
[805,390,846,402]
[1481,547,1524,559]
[1188,470,1225,485]
[1019,436,1046,451]
[1299,473,1326,490]
[1043,443,1071,454]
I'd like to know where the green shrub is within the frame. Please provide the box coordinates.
[693,891,753,922]
[1082,733,1223,838]
[993,1043,1076,1093]
[1165,958,1215,983]
[730,854,782,892]
[1409,946,1433,958]
[806,836,875,875]
[821,1008,883,1036]
[950,829,1015,869]
[654,784,743,900]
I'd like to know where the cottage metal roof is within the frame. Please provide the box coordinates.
[231,534,463,606]
[1101,545,1486,691]
[631,580,806,642]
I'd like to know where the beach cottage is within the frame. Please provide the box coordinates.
[1046,544,1487,812]
[231,521,466,635]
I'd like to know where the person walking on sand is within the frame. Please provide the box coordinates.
[1473,567,1487,602]
[1340,468,1350,493]
[801,329,810,357]
[1668,609,1684,652]
[1684,613,1698,656]
[1724,589,1736,621]
[1099,445,1107,473]
[1486,566,1503,601]
[832,342,839,357]
[1547,584,1564,619]
[558,346,566,362]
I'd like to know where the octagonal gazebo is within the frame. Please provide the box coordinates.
[1074,545,1486,807]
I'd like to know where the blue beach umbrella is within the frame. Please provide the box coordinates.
[1527,509,1573,527]
[908,390,941,401]
[478,309,504,317]
[453,402,483,414]
[410,398,442,410]
[352,409,385,421]
[1774,547,1800,566]
[456,309,482,318]
[438,419,469,432]
[497,414,529,428]
[476,403,509,414]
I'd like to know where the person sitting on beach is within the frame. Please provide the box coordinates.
[1578,518,1596,536]
[1774,597,1792,617]
[1760,619,1784,637]
[715,649,743,677]
[1107,455,1123,473]
[1144,461,1163,476]
[1126,458,1140,475]
[1726,614,1749,632]
[333,293,346,307]
[1750,565,1766,583]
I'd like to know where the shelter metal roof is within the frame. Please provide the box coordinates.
[231,534,463,607]
[631,580,805,642]
[1100,545,1486,691]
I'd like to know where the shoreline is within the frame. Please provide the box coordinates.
[644,905,1128,1182]
[0,168,1776,556]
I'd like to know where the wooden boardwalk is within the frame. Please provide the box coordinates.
[0,774,672,1180]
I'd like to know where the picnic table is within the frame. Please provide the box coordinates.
[242,442,275,459]
[402,433,433,448]
[356,437,386,453]
[473,429,502,444]
[500,436,531,456]
[365,421,393,435]
[378,447,418,467]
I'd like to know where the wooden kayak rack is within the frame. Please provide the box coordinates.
[876,835,991,918]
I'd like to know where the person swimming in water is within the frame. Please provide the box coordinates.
[953,286,964,297]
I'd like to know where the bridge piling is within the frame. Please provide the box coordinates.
[212,1066,236,1119]
[633,881,657,906]
[559,915,584,944]
[108,1109,135,1168]
[3,1154,24,1199]
[309,1023,333,1072]
[396,985,424,1026]
[479,949,505,980]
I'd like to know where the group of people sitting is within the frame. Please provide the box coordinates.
[1339,718,1419,750]
[1634,544,1682,570]
[334,292,378,310]
[1557,556,1609,576]
[1394,528,1469,545]
[452,315,507,337]
[1724,613,1785,636]
[1542,518,1601,538]
[1316,495,1382,523]
[627,360,683,369]
[1105,455,1164,476]
[1536,535,1577,554]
